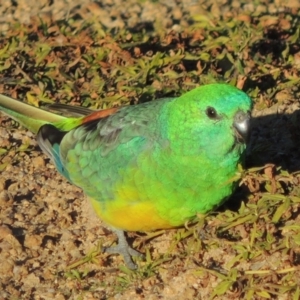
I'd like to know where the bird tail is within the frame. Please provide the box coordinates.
[0,94,70,134]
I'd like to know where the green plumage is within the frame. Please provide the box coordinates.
[0,83,252,268]
[57,84,252,230]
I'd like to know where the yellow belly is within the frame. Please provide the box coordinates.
[89,196,173,232]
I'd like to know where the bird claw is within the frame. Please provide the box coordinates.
[104,229,144,269]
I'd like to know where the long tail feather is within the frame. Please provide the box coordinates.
[47,103,94,116]
[0,94,66,133]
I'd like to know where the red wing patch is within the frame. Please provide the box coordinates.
[82,107,119,124]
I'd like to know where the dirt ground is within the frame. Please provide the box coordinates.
[1,0,300,299]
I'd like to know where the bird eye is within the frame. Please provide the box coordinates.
[206,106,218,119]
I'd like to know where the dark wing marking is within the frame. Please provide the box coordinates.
[37,124,71,180]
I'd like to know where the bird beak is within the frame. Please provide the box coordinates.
[233,110,251,143]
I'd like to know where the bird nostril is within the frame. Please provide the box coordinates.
[235,111,250,122]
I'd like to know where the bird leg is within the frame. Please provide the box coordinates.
[103,229,144,269]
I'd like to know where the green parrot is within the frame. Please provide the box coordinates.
[0,84,252,269]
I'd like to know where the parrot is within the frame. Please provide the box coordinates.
[0,84,252,269]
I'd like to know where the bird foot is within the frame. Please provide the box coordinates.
[103,229,144,269]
